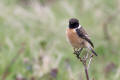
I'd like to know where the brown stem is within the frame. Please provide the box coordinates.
[84,63,89,80]
[74,51,92,80]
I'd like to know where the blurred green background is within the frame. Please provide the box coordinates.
[0,0,120,80]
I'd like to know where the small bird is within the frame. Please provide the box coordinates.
[66,18,97,57]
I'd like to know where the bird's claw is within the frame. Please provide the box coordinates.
[73,51,80,59]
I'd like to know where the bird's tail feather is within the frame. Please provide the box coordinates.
[91,48,98,56]
[87,45,98,56]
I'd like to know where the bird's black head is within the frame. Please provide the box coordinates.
[69,18,79,29]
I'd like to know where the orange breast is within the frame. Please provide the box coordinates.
[66,28,85,48]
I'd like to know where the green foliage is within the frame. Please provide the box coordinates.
[0,0,120,80]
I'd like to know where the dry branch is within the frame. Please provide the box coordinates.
[74,50,94,80]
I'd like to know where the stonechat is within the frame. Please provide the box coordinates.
[66,18,97,56]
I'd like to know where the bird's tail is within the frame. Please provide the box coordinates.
[87,44,98,56]
[90,48,98,56]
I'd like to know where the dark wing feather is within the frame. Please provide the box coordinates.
[76,27,94,48]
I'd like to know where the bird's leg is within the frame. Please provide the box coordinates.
[73,48,79,54]
[76,48,83,59]
[73,48,79,58]
[78,48,83,55]
[73,48,83,59]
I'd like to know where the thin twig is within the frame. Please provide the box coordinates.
[74,50,94,80]
[82,54,89,80]
[88,55,93,70]
[84,63,89,80]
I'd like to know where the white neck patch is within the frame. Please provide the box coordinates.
[74,25,82,32]
[78,25,82,29]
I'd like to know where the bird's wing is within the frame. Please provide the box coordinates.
[76,26,94,48]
